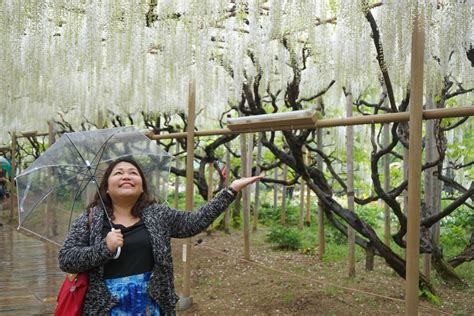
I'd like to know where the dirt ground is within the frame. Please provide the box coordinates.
[170,228,473,315]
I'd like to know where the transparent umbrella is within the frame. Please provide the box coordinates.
[16,126,172,248]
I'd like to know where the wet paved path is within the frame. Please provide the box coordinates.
[0,223,63,315]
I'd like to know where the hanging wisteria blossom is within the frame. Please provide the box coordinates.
[0,0,472,143]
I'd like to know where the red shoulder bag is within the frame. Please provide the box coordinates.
[54,210,92,316]
[54,272,89,316]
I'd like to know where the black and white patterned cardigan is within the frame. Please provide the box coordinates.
[58,190,235,315]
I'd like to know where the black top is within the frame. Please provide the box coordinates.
[102,218,154,279]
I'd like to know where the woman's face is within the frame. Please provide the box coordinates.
[107,161,143,203]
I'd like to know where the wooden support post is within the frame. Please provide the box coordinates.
[181,81,196,309]
[403,149,409,217]
[346,91,356,278]
[317,128,325,260]
[253,133,262,232]
[405,10,425,315]
[247,133,253,231]
[305,187,311,227]
[273,168,279,211]
[224,147,231,234]
[299,178,305,230]
[281,164,288,225]
[423,97,436,281]
[207,162,214,202]
[9,131,17,223]
[299,147,306,230]
[241,133,251,260]
[383,122,391,246]
[174,143,180,210]
[305,150,312,227]
[206,162,214,235]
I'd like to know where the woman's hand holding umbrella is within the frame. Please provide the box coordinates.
[106,229,124,254]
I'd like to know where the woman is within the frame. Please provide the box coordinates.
[58,157,262,315]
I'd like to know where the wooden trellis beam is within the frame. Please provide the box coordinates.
[149,106,474,140]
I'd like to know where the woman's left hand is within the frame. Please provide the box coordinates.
[229,173,264,192]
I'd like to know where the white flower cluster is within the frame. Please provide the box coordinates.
[0,0,472,144]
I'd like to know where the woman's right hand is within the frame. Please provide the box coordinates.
[106,229,123,253]
[229,173,264,192]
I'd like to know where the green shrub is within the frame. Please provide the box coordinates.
[440,225,468,251]
[356,204,382,228]
[257,197,319,226]
[231,215,241,229]
[266,226,302,250]
[257,201,279,225]
[325,224,347,245]
[440,205,473,249]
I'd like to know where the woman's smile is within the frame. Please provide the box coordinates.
[107,162,143,200]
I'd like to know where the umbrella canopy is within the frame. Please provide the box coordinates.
[0,156,11,177]
[16,126,173,246]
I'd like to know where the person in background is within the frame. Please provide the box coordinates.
[0,168,8,227]
[58,157,263,315]
[0,168,7,201]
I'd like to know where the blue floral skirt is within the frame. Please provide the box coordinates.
[105,272,160,315]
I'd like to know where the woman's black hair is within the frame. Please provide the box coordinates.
[87,157,156,219]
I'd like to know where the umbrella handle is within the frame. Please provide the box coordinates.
[111,228,121,259]
[113,246,121,259]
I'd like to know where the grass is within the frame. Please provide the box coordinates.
[282,291,295,305]
[322,286,342,297]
